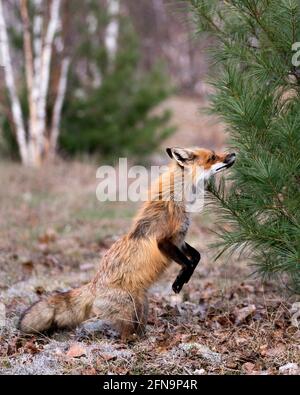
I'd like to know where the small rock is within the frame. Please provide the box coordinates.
[179,343,222,364]
[259,370,271,375]
[23,192,32,202]
[194,369,206,375]
[290,302,300,328]
[279,363,299,375]
[77,319,119,340]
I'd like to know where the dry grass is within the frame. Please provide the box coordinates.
[0,97,299,375]
[0,159,299,375]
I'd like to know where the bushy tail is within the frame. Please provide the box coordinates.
[19,285,95,334]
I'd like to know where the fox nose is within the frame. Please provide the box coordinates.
[224,153,236,168]
[225,153,236,163]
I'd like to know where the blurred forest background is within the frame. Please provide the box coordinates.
[0,0,299,375]
[0,0,211,164]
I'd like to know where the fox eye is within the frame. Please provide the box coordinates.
[208,154,216,162]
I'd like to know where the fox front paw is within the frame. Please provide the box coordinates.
[172,279,183,294]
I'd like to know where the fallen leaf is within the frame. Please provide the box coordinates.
[272,329,284,338]
[216,315,231,327]
[235,305,256,325]
[226,361,238,369]
[259,344,268,356]
[54,348,63,356]
[264,344,285,357]
[100,353,116,361]
[43,255,61,269]
[238,283,255,293]
[24,340,40,355]
[274,319,286,329]
[22,260,34,274]
[242,362,256,373]
[35,286,46,295]
[66,344,86,358]
[82,368,97,375]
[235,337,248,346]
[38,229,57,244]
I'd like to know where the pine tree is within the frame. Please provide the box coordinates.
[60,7,173,161]
[190,0,300,292]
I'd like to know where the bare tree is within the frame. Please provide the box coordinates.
[0,0,68,167]
[20,0,40,165]
[37,0,61,159]
[49,56,70,157]
[0,0,208,166]
[105,0,120,66]
[0,0,28,164]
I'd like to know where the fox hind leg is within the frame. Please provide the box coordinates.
[116,295,148,342]
[92,290,148,342]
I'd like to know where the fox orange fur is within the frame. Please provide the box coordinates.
[19,147,236,340]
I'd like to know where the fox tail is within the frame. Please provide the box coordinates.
[19,285,94,333]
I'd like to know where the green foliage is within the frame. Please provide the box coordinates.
[0,88,28,160]
[0,119,19,160]
[60,18,174,161]
[190,0,300,292]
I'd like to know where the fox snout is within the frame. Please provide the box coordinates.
[166,146,236,175]
[223,153,236,169]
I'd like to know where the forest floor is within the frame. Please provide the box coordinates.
[0,96,299,375]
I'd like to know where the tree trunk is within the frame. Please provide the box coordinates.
[37,0,61,156]
[0,0,28,165]
[20,0,41,167]
[105,0,120,66]
[1,0,69,167]
[49,56,70,158]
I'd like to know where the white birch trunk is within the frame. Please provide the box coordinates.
[32,0,43,151]
[36,0,61,153]
[105,0,120,65]
[49,56,70,157]
[21,0,41,167]
[0,0,28,164]
[33,0,43,76]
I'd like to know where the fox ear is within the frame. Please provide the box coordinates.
[166,147,194,166]
[166,148,173,159]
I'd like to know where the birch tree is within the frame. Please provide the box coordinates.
[0,0,28,164]
[0,0,69,167]
[20,0,39,165]
[49,56,70,157]
[105,0,120,66]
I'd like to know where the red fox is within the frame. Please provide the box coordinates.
[19,147,236,340]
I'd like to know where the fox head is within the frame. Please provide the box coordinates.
[166,147,236,181]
